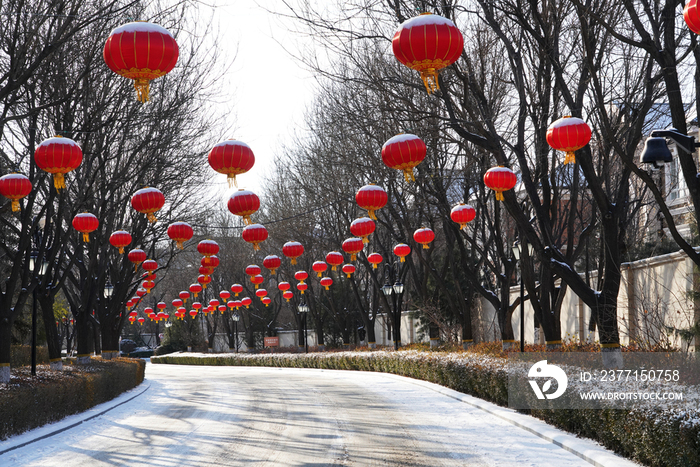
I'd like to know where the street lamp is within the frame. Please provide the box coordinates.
[28,250,48,376]
[298,302,309,353]
[103,281,114,299]
[382,264,404,351]
[232,312,240,353]
[512,239,533,352]
[640,128,699,168]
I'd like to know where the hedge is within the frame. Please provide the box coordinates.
[0,357,145,440]
[152,351,700,467]
[10,345,49,368]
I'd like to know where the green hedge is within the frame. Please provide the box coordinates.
[0,357,145,440]
[152,351,699,467]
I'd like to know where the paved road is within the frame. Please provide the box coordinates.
[1,364,620,466]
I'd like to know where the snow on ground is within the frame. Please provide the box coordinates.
[0,363,641,466]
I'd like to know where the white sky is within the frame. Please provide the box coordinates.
[204,0,315,196]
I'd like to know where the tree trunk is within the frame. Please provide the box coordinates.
[38,296,63,369]
[75,315,91,364]
[0,319,12,383]
[501,306,516,350]
[100,318,120,360]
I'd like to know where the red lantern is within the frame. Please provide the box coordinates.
[241,297,252,308]
[394,243,411,262]
[103,22,179,102]
[198,274,211,289]
[355,184,387,220]
[192,301,202,310]
[413,227,435,249]
[0,174,32,212]
[138,317,145,325]
[341,264,356,278]
[483,166,517,201]
[263,255,282,275]
[209,299,220,308]
[250,274,264,289]
[201,255,220,269]
[450,204,476,230]
[136,288,147,298]
[282,241,304,265]
[367,253,383,269]
[72,213,99,242]
[142,280,155,293]
[231,284,243,296]
[283,290,293,302]
[128,249,147,270]
[144,272,156,281]
[245,264,261,277]
[189,283,202,298]
[382,134,427,183]
[227,300,236,310]
[320,277,333,290]
[256,289,267,299]
[157,302,167,311]
[326,251,344,271]
[233,300,243,309]
[342,238,364,261]
[167,221,193,250]
[392,13,464,94]
[189,310,198,319]
[294,271,308,284]
[219,290,231,301]
[131,187,165,223]
[142,259,158,272]
[350,217,376,244]
[242,224,268,250]
[686,0,700,33]
[262,297,271,307]
[34,136,83,190]
[172,299,183,308]
[208,140,255,187]
[197,239,219,257]
[199,266,214,276]
[227,189,260,225]
[218,305,227,314]
[179,291,190,302]
[546,116,592,164]
[296,282,308,294]
[312,261,327,277]
[278,282,291,292]
[109,230,132,254]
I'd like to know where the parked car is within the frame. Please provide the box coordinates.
[119,339,137,356]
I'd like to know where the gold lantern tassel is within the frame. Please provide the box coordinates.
[459,223,467,230]
[317,271,322,278]
[331,265,337,271]
[403,168,415,183]
[495,191,504,201]
[203,283,207,289]
[368,209,377,220]
[372,264,377,269]
[362,236,369,244]
[82,232,90,242]
[147,212,157,223]
[11,200,20,212]
[351,253,357,261]
[291,258,297,265]
[300,289,305,295]
[193,292,198,298]
[253,243,260,251]
[346,272,352,278]
[270,268,277,275]
[243,215,252,226]
[176,241,184,250]
[399,257,405,263]
[53,173,65,190]
[419,69,440,94]
[119,247,125,254]
[324,285,330,290]
[228,174,238,188]
[564,151,576,165]
[134,79,150,103]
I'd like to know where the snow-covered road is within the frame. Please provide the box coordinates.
[0,363,638,466]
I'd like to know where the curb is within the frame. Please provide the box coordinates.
[0,383,151,456]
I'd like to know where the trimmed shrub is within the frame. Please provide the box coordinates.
[10,345,49,367]
[152,351,700,467]
[0,357,145,440]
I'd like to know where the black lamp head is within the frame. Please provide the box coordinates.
[640,136,673,168]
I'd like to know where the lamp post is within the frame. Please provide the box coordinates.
[232,312,240,353]
[103,281,114,299]
[298,302,309,353]
[512,239,533,352]
[382,263,404,351]
[640,128,700,169]
[28,250,48,376]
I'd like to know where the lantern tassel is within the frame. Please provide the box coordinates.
[351,253,357,261]
[400,257,406,263]
[270,269,277,275]
[564,151,576,164]
[194,292,198,298]
[372,264,377,269]
[362,236,369,244]
[146,212,157,223]
[403,169,415,183]
[119,247,125,254]
[291,258,297,265]
[53,173,65,190]
[82,232,90,242]
[317,271,322,277]
[253,243,260,251]
[11,199,20,212]
[176,241,184,250]
[459,223,467,230]
[346,273,352,278]
[228,174,238,188]
[134,79,150,103]
[423,244,430,249]
[243,215,252,226]
[495,191,504,201]
[300,290,305,295]
[368,210,377,220]
[419,69,440,94]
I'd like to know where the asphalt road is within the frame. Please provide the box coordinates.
[0,363,611,466]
